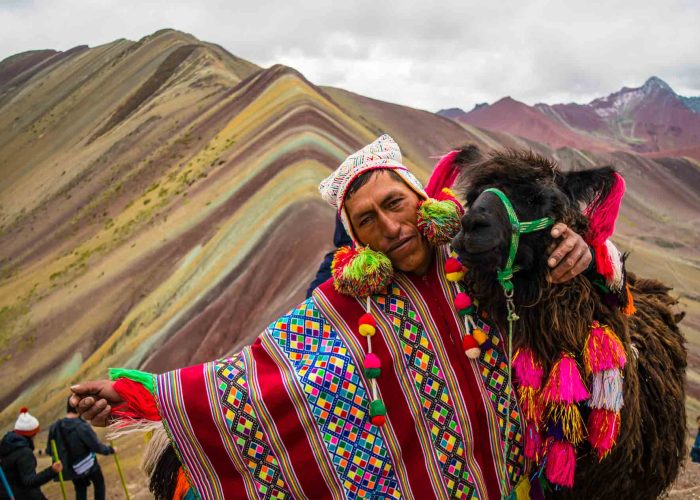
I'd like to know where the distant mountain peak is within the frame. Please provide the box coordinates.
[642,76,673,94]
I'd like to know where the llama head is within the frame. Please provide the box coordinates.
[451,146,619,288]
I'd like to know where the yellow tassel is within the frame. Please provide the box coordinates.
[472,328,488,345]
[548,404,586,446]
[518,386,544,423]
[514,476,531,500]
[358,324,376,337]
[446,271,465,282]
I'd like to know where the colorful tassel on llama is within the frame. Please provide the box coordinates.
[584,322,626,459]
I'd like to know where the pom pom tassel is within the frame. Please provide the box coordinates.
[417,198,463,245]
[584,323,627,375]
[512,348,544,389]
[541,354,589,405]
[545,440,577,488]
[588,408,621,459]
[524,421,543,462]
[331,245,393,296]
[590,369,624,412]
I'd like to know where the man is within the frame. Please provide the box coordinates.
[69,135,596,499]
[46,397,116,500]
[0,408,62,500]
[692,415,700,464]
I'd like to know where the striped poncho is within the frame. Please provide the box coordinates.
[113,245,526,499]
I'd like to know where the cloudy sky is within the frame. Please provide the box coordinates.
[1,0,698,112]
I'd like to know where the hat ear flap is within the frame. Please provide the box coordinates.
[417,188,465,245]
[332,246,393,296]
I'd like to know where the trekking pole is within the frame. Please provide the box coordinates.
[0,465,14,500]
[110,440,131,500]
[50,439,68,500]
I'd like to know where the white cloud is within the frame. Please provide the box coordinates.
[1,0,698,111]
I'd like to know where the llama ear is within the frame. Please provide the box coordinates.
[454,144,484,167]
[559,166,618,207]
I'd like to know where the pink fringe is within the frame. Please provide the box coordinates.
[545,440,576,488]
[541,354,589,404]
[512,348,544,389]
[524,421,543,462]
[588,408,620,459]
[425,150,460,197]
[584,172,625,281]
[585,325,627,373]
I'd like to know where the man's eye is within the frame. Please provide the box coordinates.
[388,198,402,208]
[359,216,373,227]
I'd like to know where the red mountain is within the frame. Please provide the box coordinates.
[440,77,700,159]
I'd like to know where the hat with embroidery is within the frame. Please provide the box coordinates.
[14,407,40,436]
[319,134,464,296]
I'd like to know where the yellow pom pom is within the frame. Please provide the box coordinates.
[446,271,465,282]
[472,328,488,345]
[359,323,376,337]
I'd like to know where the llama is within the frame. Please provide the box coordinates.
[450,147,686,499]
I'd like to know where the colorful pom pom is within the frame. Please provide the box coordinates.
[512,348,544,389]
[547,403,585,446]
[446,271,465,282]
[524,421,543,462]
[358,313,377,337]
[454,292,472,310]
[364,353,381,378]
[587,408,621,459]
[472,328,488,345]
[462,335,481,359]
[545,440,576,488]
[369,399,386,417]
[417,198,463,245]
[371,415,387,426]
[332,246,393,297]
[445,257,463,273]
[584,323,627,375]
[590,369,624,412]
[19,407,29,414]
[518,386,545,423]
[541,353,590,405]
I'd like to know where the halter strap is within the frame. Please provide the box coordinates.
[482,188,555,295]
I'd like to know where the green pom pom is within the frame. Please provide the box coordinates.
[417,198,462,245]
[336,246,393,296]
[364,367,381,379]
[458,305,476,317]
[369,399,387,417]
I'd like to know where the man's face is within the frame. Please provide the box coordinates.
[345,170,432,274]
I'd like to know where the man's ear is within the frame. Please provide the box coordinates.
[559,166,618,208]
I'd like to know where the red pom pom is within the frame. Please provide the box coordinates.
[371,415,386,426]
[454,292,472,311]
[445,257,463,273]
[19,407,28,414]
[359,313,376,327]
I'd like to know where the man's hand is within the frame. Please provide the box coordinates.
[69,380,123,427]
[51,461,63,473]
[547,223,592,284]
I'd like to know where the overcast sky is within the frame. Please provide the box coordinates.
[1,0,698,112]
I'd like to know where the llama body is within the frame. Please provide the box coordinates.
[451,147,686,499]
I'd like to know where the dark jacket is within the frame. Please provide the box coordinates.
[306,216,352,298]
[691,428,700,463]
[0,431,56,500]
[46,417,113,481]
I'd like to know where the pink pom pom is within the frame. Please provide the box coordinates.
[545,440,576,488]
[454,292,472,311]
[588,408,620,459]
[541,354,589,405]
[585,324,627,374]
[364,353,381,370]
[512,348,544,389]
[524,421,542,462]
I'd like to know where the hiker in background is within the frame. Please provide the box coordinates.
[46,396,116,500]
[692,415,700,464]
[0,408,62,500]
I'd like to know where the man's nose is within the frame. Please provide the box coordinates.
[378,212,401,239]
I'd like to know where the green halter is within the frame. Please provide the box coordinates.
[481,187,554,498]
[482,187,555,297]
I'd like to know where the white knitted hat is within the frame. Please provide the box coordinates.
[14,407,40,436]
[319,134,426,243]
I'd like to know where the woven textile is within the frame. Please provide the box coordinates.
[155,245,525,499]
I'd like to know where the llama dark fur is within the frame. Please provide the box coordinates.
[451,148,686,500]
